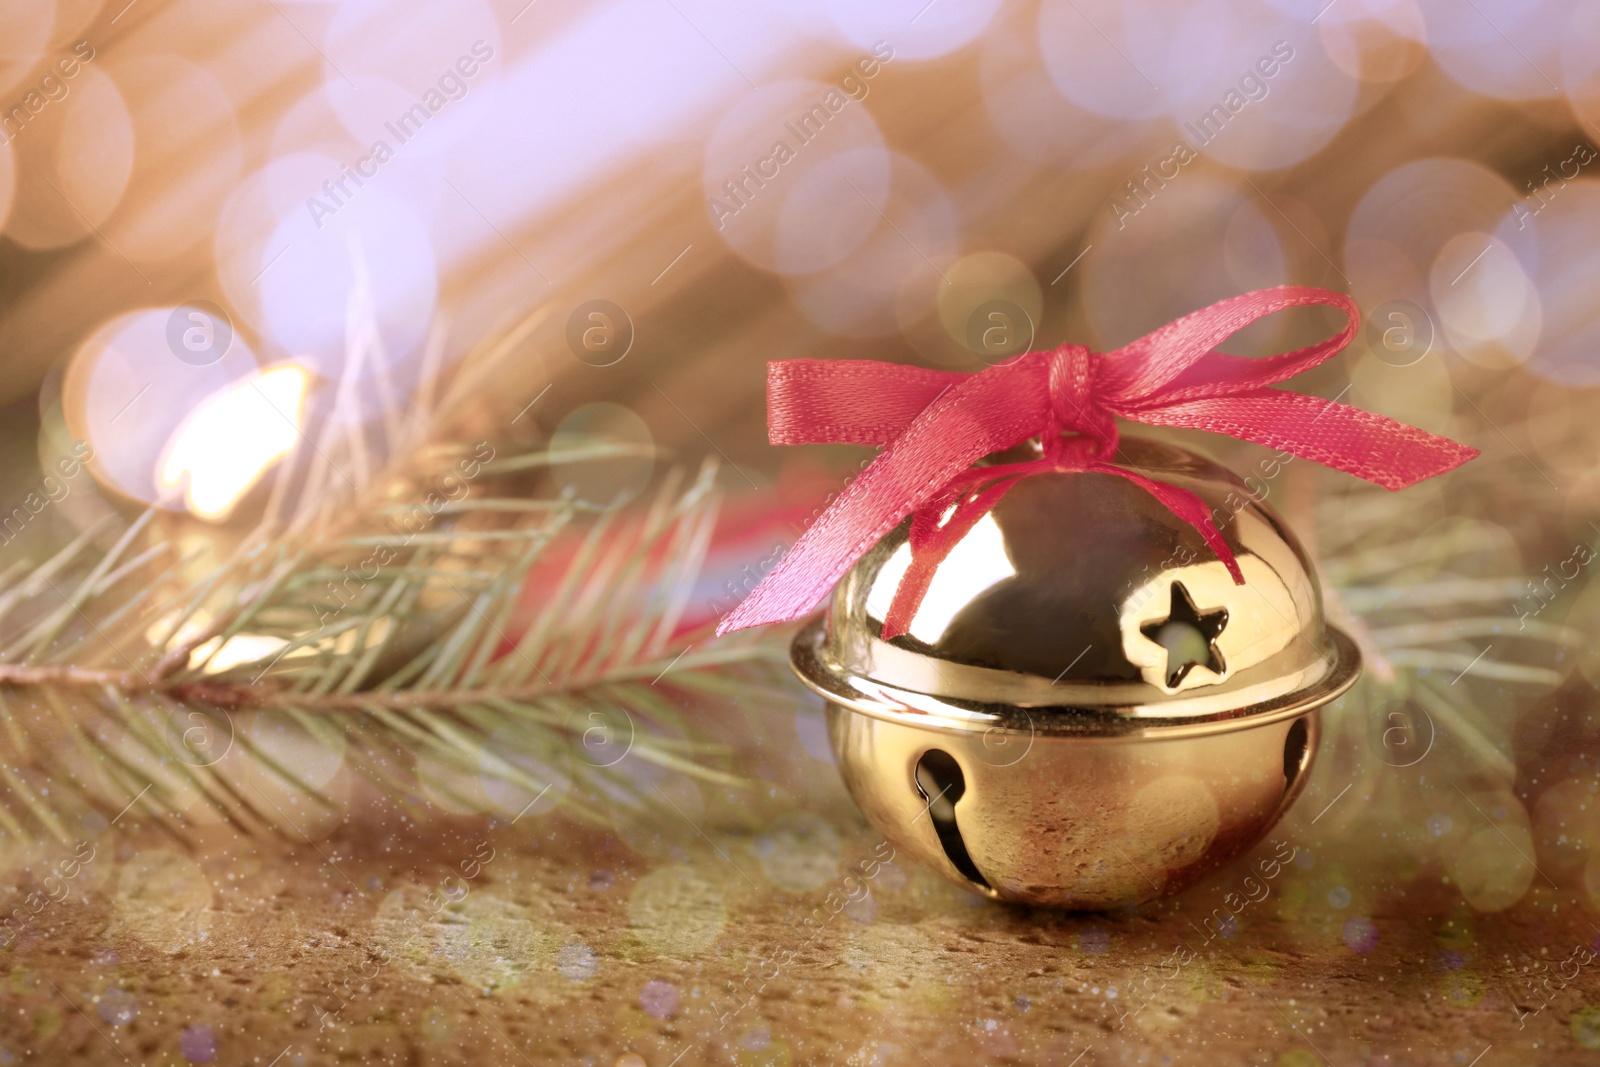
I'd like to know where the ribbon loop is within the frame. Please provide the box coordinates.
[716,286,1479,637]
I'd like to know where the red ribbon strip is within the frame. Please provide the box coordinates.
[716,286,1478,639]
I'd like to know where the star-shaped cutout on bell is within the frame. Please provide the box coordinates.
[1140,581,1228,688]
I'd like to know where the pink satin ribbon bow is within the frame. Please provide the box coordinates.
[716,286,1478,639]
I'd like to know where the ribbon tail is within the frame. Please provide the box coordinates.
[767,360,968,446]
[717,358,1049,634]
[1135,391,1479,490]
[881,473,1025,640]
[1098,464,1245,585]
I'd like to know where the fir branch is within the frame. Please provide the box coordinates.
[1309,466,1575,831]
[0,433,791,845]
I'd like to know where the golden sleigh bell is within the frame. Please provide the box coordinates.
[790,437,1360,910]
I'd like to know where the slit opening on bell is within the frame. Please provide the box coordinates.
[914,748,992,890]
[1283,719,1309,793]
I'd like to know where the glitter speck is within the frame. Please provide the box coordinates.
[180,1024,217,1064]
[97,988,137,1027]
[1343,917,1379,953]
[640,979,679,1019]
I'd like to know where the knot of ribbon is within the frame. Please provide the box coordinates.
[1044,344,1113,459]
[716,286,1478,640]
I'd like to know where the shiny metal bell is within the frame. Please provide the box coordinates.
[791,436,1360,909]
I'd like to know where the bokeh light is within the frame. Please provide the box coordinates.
[981,11,1150,166]
[1498,179,1600,386]
[103,54,242,262]
[4,65,133,250]
[158,363,310,521]
[822,0,1001,62]
[751,811,841,892]
[62,307,267,510]
[0,0,56,99]
[1345,157,1517,332]
[259,176,438,381]
[786,153,957,338]
[1188,3,1361,172]
[1038,0,1217,122]
[1416,0,1566,101]
[548,402,655,509]
[1316,0,1429,85]
[479,721,572,819]
[931,251,1041,364]
[1428,231,1541,369]
[704,80,890,274]
[0,137,15,234]
[1082,177,1286,348]
[323,0,503,129]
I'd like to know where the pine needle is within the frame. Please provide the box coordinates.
[0,431,790,846]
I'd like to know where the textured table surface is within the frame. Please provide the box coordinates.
[0,692,1594,1067]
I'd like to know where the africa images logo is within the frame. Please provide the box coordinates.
[1109,40,1295,229]
[305,40,495,229]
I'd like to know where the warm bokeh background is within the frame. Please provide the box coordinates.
[1,0,1600,1064]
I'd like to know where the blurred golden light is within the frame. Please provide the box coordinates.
[65,307,264,509]
[981,12,1145,166]
[703,79,891,275]
[1349,343,1459,440]
[157,363,310,521]
[4,65,134,250]
[0,138,14,234]
[1507,180,1600,387]
[246,708,346,791]
[824,0,999,61]
[0,0,56,99]
[1527,380,1600,483]
[1084,178,1284,347]
[1429,231,1541,368]
[1345,158,1514,318]
[933,250,1042,362]
[188,633,290,674]
[1422,0,1565,102]
[1037,0,1180,121]
[788,153,956,339]
[143,606,214,651]
[103,53,242,262]
[47,0,104,53]
[1317,0,1428,84]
